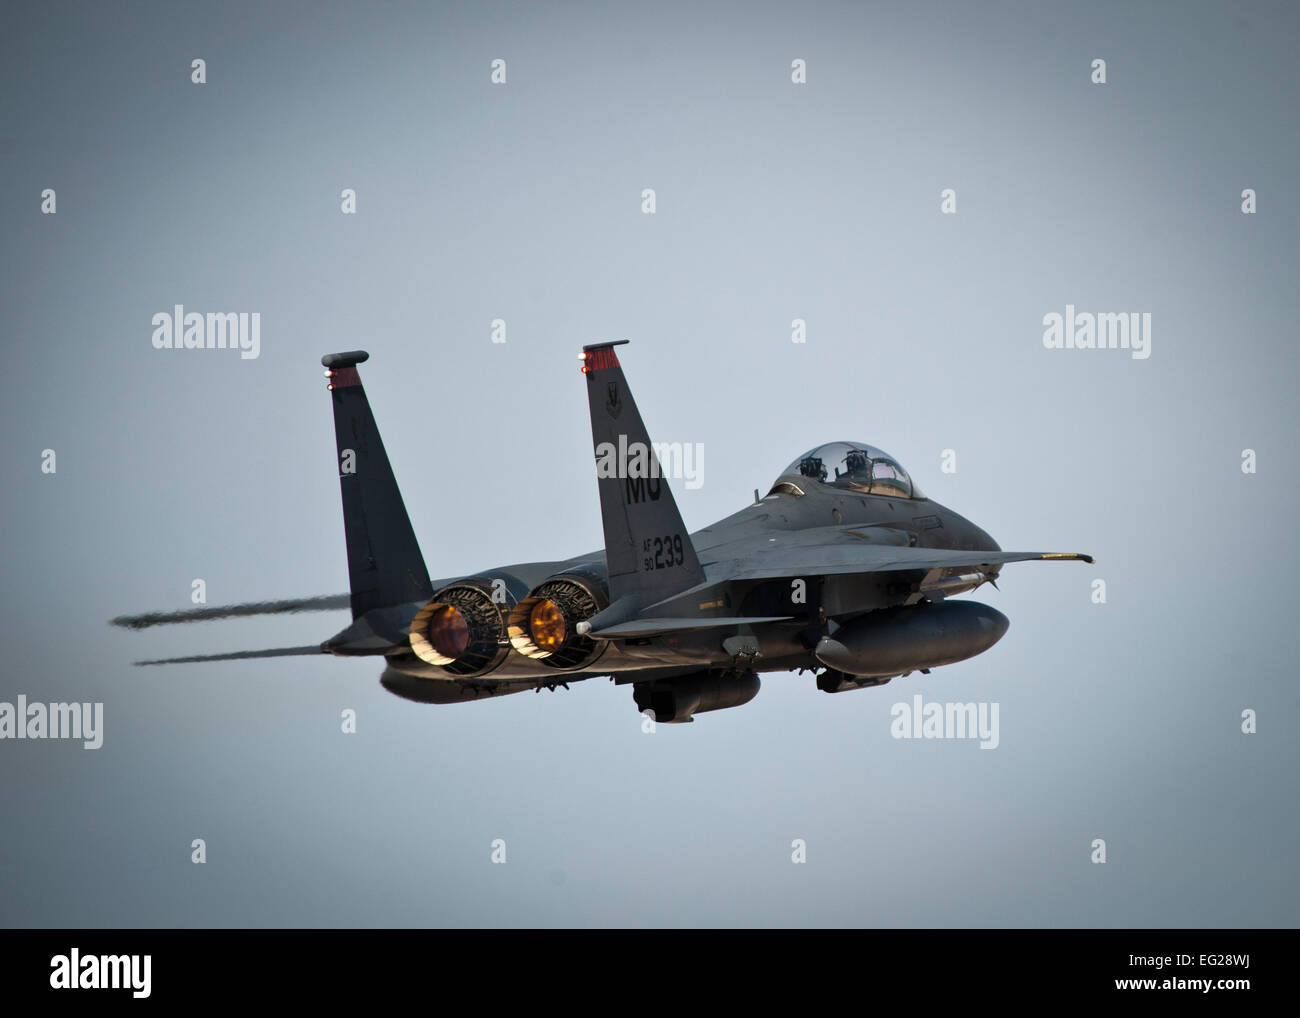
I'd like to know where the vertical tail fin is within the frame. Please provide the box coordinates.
[582,341,706,605]
[323,352,433,618]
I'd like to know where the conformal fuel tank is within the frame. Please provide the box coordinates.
[814,601,1009,677]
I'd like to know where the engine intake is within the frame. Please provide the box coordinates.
[507,573,608,670]
[409,581,510,676]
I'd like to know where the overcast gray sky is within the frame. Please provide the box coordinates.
[1,0,1297,927]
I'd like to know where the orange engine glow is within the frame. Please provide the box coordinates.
[528,600,566,652]
[426,605,469,660]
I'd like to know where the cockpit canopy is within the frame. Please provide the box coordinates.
[772,442,922,500]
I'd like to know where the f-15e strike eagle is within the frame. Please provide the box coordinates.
[113,342,1091,722]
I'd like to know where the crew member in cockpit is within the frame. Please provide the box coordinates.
[799,456,827,482]
[844,448,872,487]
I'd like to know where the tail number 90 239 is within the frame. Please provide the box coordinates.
[643,534,684,571]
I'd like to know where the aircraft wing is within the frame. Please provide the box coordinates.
[706,546,1092,584]
[589,615,794,639]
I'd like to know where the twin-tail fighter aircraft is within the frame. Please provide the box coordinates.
[112,343,1091,722]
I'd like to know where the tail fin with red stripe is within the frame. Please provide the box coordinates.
[323,351,433,619]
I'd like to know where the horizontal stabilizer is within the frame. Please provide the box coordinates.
[133,645,327,666]
[110,594,351,630]
[589,615,794,639]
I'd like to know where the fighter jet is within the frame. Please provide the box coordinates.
[112,342,1091,722]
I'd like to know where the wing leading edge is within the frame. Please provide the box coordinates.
[711,547,1093,584]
